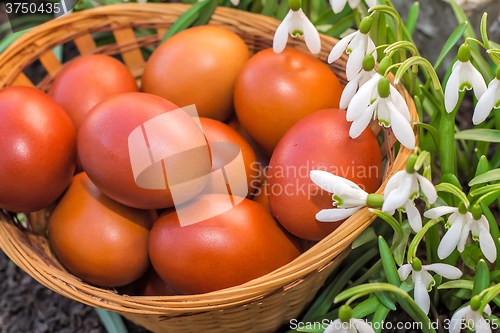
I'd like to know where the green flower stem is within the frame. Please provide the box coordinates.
[439,91,464,175]
[335,283,408,304]
[407,219,440,263]
[480,283,500,315]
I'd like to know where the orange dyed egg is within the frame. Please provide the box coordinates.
[268,109,382,241]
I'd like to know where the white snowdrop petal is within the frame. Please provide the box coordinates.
[478,223,497,263]
[423,206,457,219]
[449,306,471,333]
[273,12,292,53]
[475,318,492,333]
[365,0,377,8]
[389,85,411,122]
[437,215,465,259]
[347,74,381,121]
[347,0,361,9]
[424,263,462,279]
[473,79,499,125]
[484,304,491,316]
[405,201,422,233]
[328,31,357,63]
[346,34,366,80]
[416,174,437,204]
[349,100,378,138]
[467,61,487,99]
[382,173,414,212]
[352,319,375,333]
[383,171,405,199]
[377,99,391,126]
[316,207,361,222]
[324,319,341,333]
[387,100,416,149]
[310,170,362,193]
[398,264,413,281]
[331,0,348,14]
[366,36,377,63]
[300,10,322,54]
[229,0,239,5]
[457,218,472,253]
[340,72,363,109]
[445,61,462,113]
[414,279,431,315]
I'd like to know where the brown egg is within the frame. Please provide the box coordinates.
[48,54,138,172]
[198,117,259,197]
[0,86,76,213]
[142,25,249,122]
[149,194,302,294]
[268,109,382,241]
[234,48,343,155]
[48,173,157,287]
[137,268,179,297]
[78,92,212,209]
[252,181,271,213]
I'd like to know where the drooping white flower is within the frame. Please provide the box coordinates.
[398,260,462,315]
[340,68,376,109]
[328,17,376,80]
[310,170,369,222]
[324,318,375,333]
[424,205,497,262]
[348,75,415,150]
[382,169,437,233]
[273,9,321,54]
[445,44,487,113]
[330,0,378,14]
[449,303,492,333]
[472,77,500,125]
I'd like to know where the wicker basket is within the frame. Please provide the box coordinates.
[0,3,417,333]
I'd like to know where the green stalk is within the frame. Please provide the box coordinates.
[439,92,465,175]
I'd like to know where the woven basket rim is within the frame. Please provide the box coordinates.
[0,3,418,315]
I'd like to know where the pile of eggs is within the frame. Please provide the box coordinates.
[0,25,382,295]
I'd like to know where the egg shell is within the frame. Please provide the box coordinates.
[78,92,212,209]
[268,109,382,241]
[48,173,157,287]
[198,117,260,197]
[252,181,271,213]
[234,48,342,155]
[0,86,76,212]
[137,268,179,297]
[148,194,302,295]
[142,25,249,122]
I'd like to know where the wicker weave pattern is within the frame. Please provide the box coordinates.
[0,4,417,333]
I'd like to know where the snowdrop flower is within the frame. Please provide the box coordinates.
[347,66,416,149]
[398,258,462,315]
[198,0,239,5]
[449,296,492,333]
[340,55,376,109]
[325,305,375,333]
[330,0,378,14]
[273,1,321,55]
[328,17,376,80]
[382,155,437,232]
[310,170,382,222]
[445,44,487,113]
[425,204,497,262]
[472,67,500,124]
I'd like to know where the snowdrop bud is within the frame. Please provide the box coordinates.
[339,305,352,322]
[289,0,301,11]
[405,154,418,174]
[411,257,422,271]
[362,54,375,71]
[471,205,482,221]
[457,44,471,63]
[378,77,390,98]
[378,57,393,75]
[359,17,373,35]
[470,296,481,311]
[458,201,468,215]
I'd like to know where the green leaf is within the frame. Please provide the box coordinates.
[480,13,490,49]
[193,0,218,27]
[379,237,401,287]
[438,280,474,290]
[370,210,404,247]
[352,226,377,249]
[324,14,356,39]
[456,129,500,142]
[261,0,277,17]
[405,2,419,37]
[275,0,289,20]
[469,169,500,186]
[95,309,128,333]
[472,260,490,297]
[435,183,469,206]
[460,245,485,270]
[393,220,412,266]
[449,0,478,52]
[371,304,391,333]
[352,296,380,319]
[413,121,440,150]
[373,291,396,311]
[434,22,467,71]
